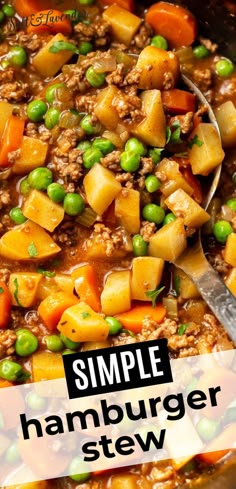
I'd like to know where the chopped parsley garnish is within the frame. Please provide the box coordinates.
[49,41,79,54]
[121,329,136,337]
[0,287,4,294]
[28,242,38,258]
[170,120,183,144]
[37,268,56,278]
[188,134,204,149]
[13,278,23,307]
[81,312,91,319]
[166,126,172,144]
[146,286,165,308]
[178,323,187,336]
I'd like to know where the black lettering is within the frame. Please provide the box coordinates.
[66,409,100,431]
[83,441,100,462]
[101,399,123,425]
[135,429,166,451]
[98,435,115,458]
[187,390,207,410]
[164,393,185,420]
[209,386,221,406]
[45,415,64,435]
[149,397,161,417]
[115,436,135,456]
[20,414,43,440]
[126,400,147,421]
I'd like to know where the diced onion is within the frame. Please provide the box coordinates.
[76,207,97,228]
[59,110,81,129]
[163,297,178,320]
[221,204,234,222]
[103,130,123,148]
[93,56,117,73]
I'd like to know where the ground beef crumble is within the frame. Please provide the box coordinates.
[140,221,156,242]
[0,81,29,102]
[0,188,10,209]
[85,223,131,257]
[101,150,121,171]
[132,22,153,49]
[0,330,16,359]
[170,112,194,135]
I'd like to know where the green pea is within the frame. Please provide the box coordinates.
[2,4,14,16]
[83,147,103,169]
[151,35,168,50]
[132,234,148,257]
[105,317,122,335]
[213,220,233,244]
[0,11,5,23]
[45,335,64,352]
[163,213,177,226]
[120,151,140,172]
[86,66,106,88]
[45,83,66,104]
[1,59,10,69]
[15,329,38,357]
[145,175,161,193]
[64,9,81,25]
[47,183,66,203]
[215,58,234,77]
[62,349,76,355]
[92,137,115,155]
[125,138,147,156]
[78,0,94,5]
[28,167,53,191]
[9,207,27,225]
[27,100,47,122]
[20,177,30,196]
[5,443,20,464]
[45,107,60,129]
[0,360,24,382]
[63,193,85,216]
[60,334,80,350]
[8,45,27,67]
[77,141,92,152]
[80,115,98,136]
[197,417,220,442]
[26,391,46,410]
[226,198,236,211]
[79,41,93,55]
[142,203,165,225]
[149,148,162,165]
[69,456,90,482]
[193,45,210,58]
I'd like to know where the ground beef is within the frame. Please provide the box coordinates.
[75,94,97,114]
[0,67,15,84]
[86,223,131,257]
[163,71,177,90]
[25,122,39,138]
[38,124,54,143]
[132,22,152,49]
[140,221,156,242]
[101,150,121,171]
[0,330,16,359]
[106,64,125,86]
[0,81,29,102]
[116,172,134,188]
[62,65,86,91]
[0,189,10,210]
[192,68,212,93]
[112,89,143,123]
[0,268,10,283]
[208,251,230,275]
[150,467,174,482]
[74,20,111,48]
[50,129,84,187]
[199,36,218,53]
[53,220,79,247]
[139,157,154,176]
[170,112,194,134]
[112,332,137,347]
[17,31,45,51]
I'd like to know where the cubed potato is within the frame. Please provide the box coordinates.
[37,273,74,301]
[110,475,138,489]
[31,351,64,382]
[131,257,164,301]
[0,101,13,138]
[103,5,142,45]
[174,268,200,299]
[115,188,140,234]
[9,482,49,489]
[131,89,166,147]
[94,85,121,130]
[85,231,132,260]
[137,46,179,90]
[84,163,121,215]
[0,221,61,261]
[12,137,48,175]
[215,101,236,148]
[32,33,74,77]
[9,272,42,308]
[149,218,187,261]
[225,268,236,296]
[54,273,74,295]
[158,158,193,197]
[101,270,131,315]
[188,123,225,175]
[224,233,236,267]
[165,189,210,228]
[22,190,64,232]
[58,302,109,342]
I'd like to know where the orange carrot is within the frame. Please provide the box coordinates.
[182,168,203,204]
[0,380,13,388]
[14,0,53,17]
[72,265,101,312]
[116,303,166,333]
[0,281,11,330]
[99,0,134,12]
[162,89,196,114]
[0,116,25,168]
[145,2,197,48]
[197,424,236,464]
[193,114,202,129]
[27,9,72,35]
[38,292,79,332]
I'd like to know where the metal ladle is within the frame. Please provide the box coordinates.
[173,74,236,344]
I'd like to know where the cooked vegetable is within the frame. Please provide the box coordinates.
[27,9,72,35]
[0,115,24,168]
[131,257,164,301]
[12,137,48,175]
[136,46,179,90]
[224,233,236,266]
[0,101,13,139]
[86,66,106,88]
[0,221,61,261]
[47,183,66,203]
[101,270,131,316]
[15,329,38,357]
[27,100,47,122]
[8,46,27,67]
[94,85,120,130]
[22,190,65,232]
[71,265,100,312]
[131,89,166,147]
[162,89,196,114]
[45,335,64,352]
[165,189,210,227]
[32,33,75,77]
[38,291,79,332]
[31,351,65,381]
[115,188,140,234]
[100,0,134,12]
[14,0,51,16]
[158,158,193,197]
[0,281,11,330]
[57,301,110,342]
[173,268,200,299]
[9,207,27,225]
[9,273,42,308]
[214,101,236,148]
[149,217,187,261]
[142,203,165,225]
[84,163,121,215]
[120,151,140,172]
[145,2,197,48]
[193,45,210,58]
[0,359,27,382]
[63,193,85,216]
[116,303,166,333]
[103,5,142,45]
[28,167,53,190]
[125,138,146,156]
[145,175,161,193]
[215,58,234,77]
[151,34,168,50]
[105,316,122,335]
[188,123,225,175]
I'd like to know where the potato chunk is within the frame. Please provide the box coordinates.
[149,218,187,261]
[173,268,200,299]
[137,46,179,90]
[224,233,236,267]
[165,189,210,227]
[9,273,42,308]
[188,123,225,175]
[84,163,121,215]
[32,33,74,77]
[103,5,142,45]
[12,137,48,175]
[115,188,140,234]
[215,101,236,148]
[131,89,166,147]
[101,270,131,315]
[0,221,61,261]
[0,101,13,138]
[94,85,121,130]
[22,190,64,232]
[131,257,164,301]
[58,302,109,342]
[158,158,193,197]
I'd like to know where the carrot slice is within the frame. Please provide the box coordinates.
[72,265,101,312]
[116,303,166,333]
[38,292,79,332]
[182,168,203,204]
[0,281,11,330]
[197,424,236,464]
[0,380,13,388]
[99,0,134,12]
[145,2,197,48]
[0,116,25,168]
[27,9,72,35]
[14,0,70,17]
[162,89,196,114]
